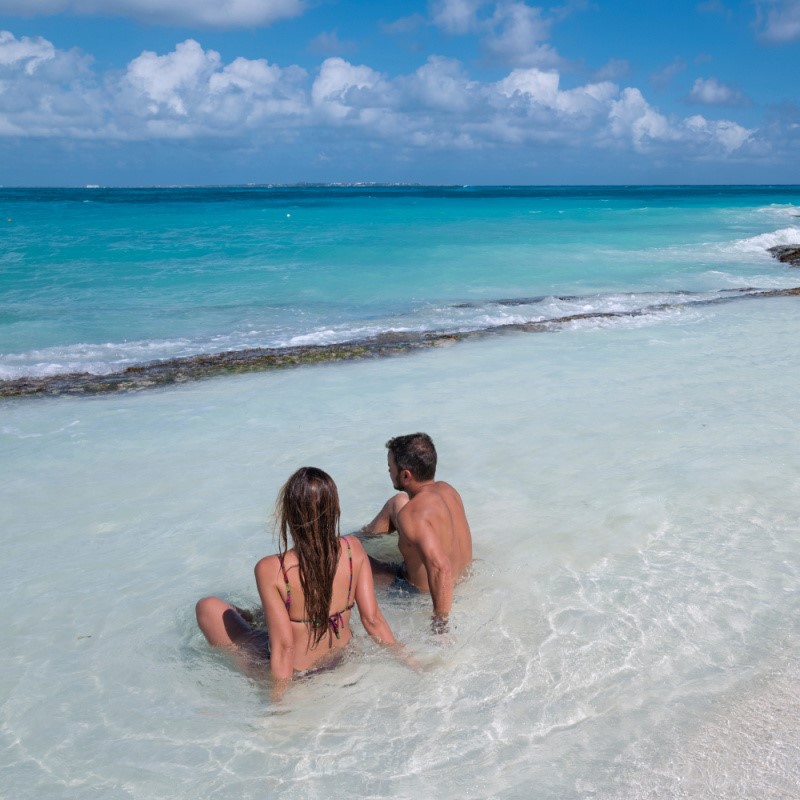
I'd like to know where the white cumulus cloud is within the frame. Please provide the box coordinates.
[116,40,307,136]
[688,77,747,106]
[593,58,630,82]
[608,87,753,155]
[755,0,800,43]
[497,68,560,106]
[428,1,564,68]
[121,40,220,117]
[0,30,101,136]
[399,56,478,113]
[684,115,753,153]
[491,69,617,146]
[609,88,675,150]
[0,33,307,139]
[0,30,55,73]
[496,67,617,117]
[0,0,305,29]
[483,2,560,67]
[0,30,763,165]
[430,0,488,34]
[311,57,388,121]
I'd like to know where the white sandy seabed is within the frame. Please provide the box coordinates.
[1,295,799,799]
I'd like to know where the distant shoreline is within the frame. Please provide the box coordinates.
[2,183,800,191]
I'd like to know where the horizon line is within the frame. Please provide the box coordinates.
[2,182,800,190]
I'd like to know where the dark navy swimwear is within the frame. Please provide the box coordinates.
[391,561,420,594]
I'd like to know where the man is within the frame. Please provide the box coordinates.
[362,433,472,631]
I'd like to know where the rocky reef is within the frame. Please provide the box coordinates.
[2,286,799,399]
[768,245,800,267]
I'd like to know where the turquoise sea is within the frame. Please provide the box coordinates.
[2,186,800,798]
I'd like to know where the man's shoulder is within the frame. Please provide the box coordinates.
[432,480,464,503]
[402,486,449,517]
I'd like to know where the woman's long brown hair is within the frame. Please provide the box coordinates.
[276,467,342,647]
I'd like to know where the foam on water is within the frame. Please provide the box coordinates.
[753,202,800,220]
[728,225,800,254]
[597,225,800,276]
[2,294,800,799]
[0,287,783,380]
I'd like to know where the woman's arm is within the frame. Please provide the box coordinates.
[351,538,397,645]
[255,556,295,700]
[351,539,425,673]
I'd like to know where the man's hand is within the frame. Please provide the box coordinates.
[431,614,449,635]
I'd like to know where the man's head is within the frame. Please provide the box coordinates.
[386,432,437,489]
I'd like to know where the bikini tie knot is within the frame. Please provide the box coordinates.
[330,612,344,639]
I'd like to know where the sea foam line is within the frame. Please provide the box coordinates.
[0,288,757,381]
[2,286,799,399]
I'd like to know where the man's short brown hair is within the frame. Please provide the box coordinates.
[386,432,437,481]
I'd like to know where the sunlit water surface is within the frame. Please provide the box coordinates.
[2,295,800,799]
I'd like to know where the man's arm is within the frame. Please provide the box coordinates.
[360,492,409,536]
[401,509,453,627]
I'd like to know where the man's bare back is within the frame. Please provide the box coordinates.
[362,433,472,626]
[395,481,472,592]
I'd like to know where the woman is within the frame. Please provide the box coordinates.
[196,466,399,698]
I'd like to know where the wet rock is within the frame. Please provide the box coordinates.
[768,245,800,267]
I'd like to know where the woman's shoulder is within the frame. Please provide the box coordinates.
[343,535,367,561]
[254,552,287,581]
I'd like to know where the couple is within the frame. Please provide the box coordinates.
[196,432,472,698]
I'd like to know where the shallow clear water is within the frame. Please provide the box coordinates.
[2,186,799,378]
[2,187,800,798]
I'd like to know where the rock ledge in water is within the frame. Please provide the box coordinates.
[3,286,800,398]
[768,245,800,267]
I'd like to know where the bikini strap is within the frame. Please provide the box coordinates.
[280,540,352,623]
[277,552,291,612]
[344,536,354,610]
[327,539,354,639]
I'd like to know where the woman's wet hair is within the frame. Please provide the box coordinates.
[386,432,437,481]
[276,467,341,647]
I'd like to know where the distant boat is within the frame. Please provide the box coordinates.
[85,184,100,189]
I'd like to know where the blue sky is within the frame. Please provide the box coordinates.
[0,0,798,185]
